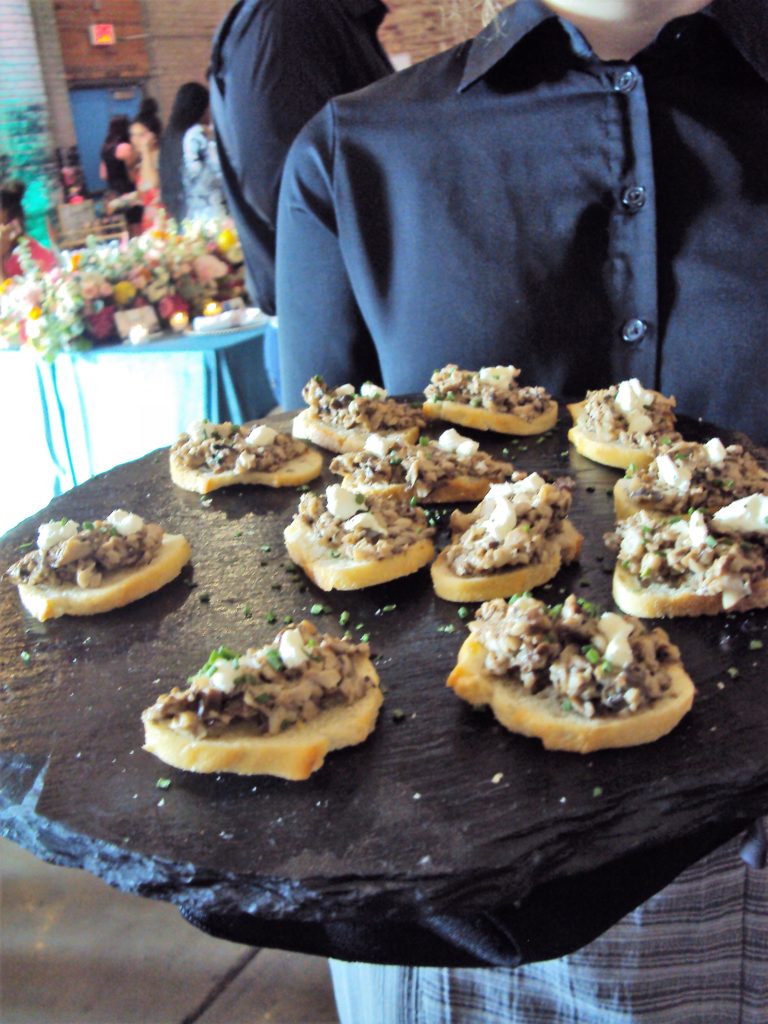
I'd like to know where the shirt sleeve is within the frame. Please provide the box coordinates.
[276,103,380,410]
[183,126,209,184]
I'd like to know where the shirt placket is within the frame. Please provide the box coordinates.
[602,63,659,388]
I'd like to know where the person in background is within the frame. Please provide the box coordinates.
[276,0,767,1020]
[108,98,163,234]
[0,178,58,278]
[99,115,142,232]
[208,0,394,402]
[159,82,227,223]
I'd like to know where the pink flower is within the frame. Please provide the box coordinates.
[194,254,228,283]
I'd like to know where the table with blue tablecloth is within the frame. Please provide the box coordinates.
[1,326,273,536]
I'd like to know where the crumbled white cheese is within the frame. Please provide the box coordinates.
[37,518,79,552]
[478,365,517,385]
[615,378,653,433]
[278,628,309,669]
[186,420,233,442]
[705,437,727,464]
[711,493,768,536]
[335,383,355,396]
[515,472,545,494]
[720,574,751,610]
[364,433,390,458]
[437,428,479,457]
[106,509,144,536]
[655,453,692,491]
[487,493,518,541]
[326,484,365,521]
[360,381,388,400]
[687,509,710,548]
[209,659,238,693]
[484,474,545,540]
[615,378,653,411]
[343,511,387,534]
[596,612,634,669]
[245,424,277,447]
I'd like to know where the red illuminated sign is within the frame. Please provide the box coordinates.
[88,23,117,47]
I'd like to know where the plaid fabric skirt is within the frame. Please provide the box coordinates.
[330,825,767,1024]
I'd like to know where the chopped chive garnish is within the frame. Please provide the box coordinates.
[20,650,31,663]
[265,611,277,624]
[155,778,172,790]
[265,648,283,671]
[339,610,350,626]
[457,606,470,620]
[749,639,763,651]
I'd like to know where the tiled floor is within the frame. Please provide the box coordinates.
[0,837,339,1024]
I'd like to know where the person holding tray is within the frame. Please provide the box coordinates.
[275,0,768,1020]
[276,0,768,447]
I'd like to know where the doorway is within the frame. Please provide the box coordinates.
[69,86,142,196]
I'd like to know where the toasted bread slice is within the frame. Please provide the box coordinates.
[15,533,191,622]
[170,446,323,494]
[431,520,583,602]
[567,401,656,470]
[284,516,434,591]
[422,398,558,436]
[143,681,382,780]
[447,634,695,753]
[292,408,419,454]
[613,476,646,519]
[612,562,768,618]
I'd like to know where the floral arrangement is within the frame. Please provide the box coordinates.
[0,217,247,361]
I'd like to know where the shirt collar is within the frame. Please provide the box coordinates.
[459,0,768,92]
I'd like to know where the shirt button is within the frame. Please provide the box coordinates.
[614,68,638,93]
[621,318,648,343]
[621,185,647,212]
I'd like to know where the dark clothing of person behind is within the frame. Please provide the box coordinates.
[102,148,133,196]
[277,0,768,443]
[209,0,393,315]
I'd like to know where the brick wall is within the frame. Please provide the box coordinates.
[51,0,149,84]
[0,0,59,241]
[380,0,486,65]
[141,1,232,123]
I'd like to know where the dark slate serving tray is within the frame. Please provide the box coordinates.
[1,409,767,961]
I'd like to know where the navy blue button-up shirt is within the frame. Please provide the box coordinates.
[277,0,768,442]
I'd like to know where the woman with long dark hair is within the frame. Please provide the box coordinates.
[99,116,134,196]
[160,82,226,223]
[107,98,163,233]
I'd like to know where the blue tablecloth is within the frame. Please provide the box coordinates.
[1,327,273,536]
